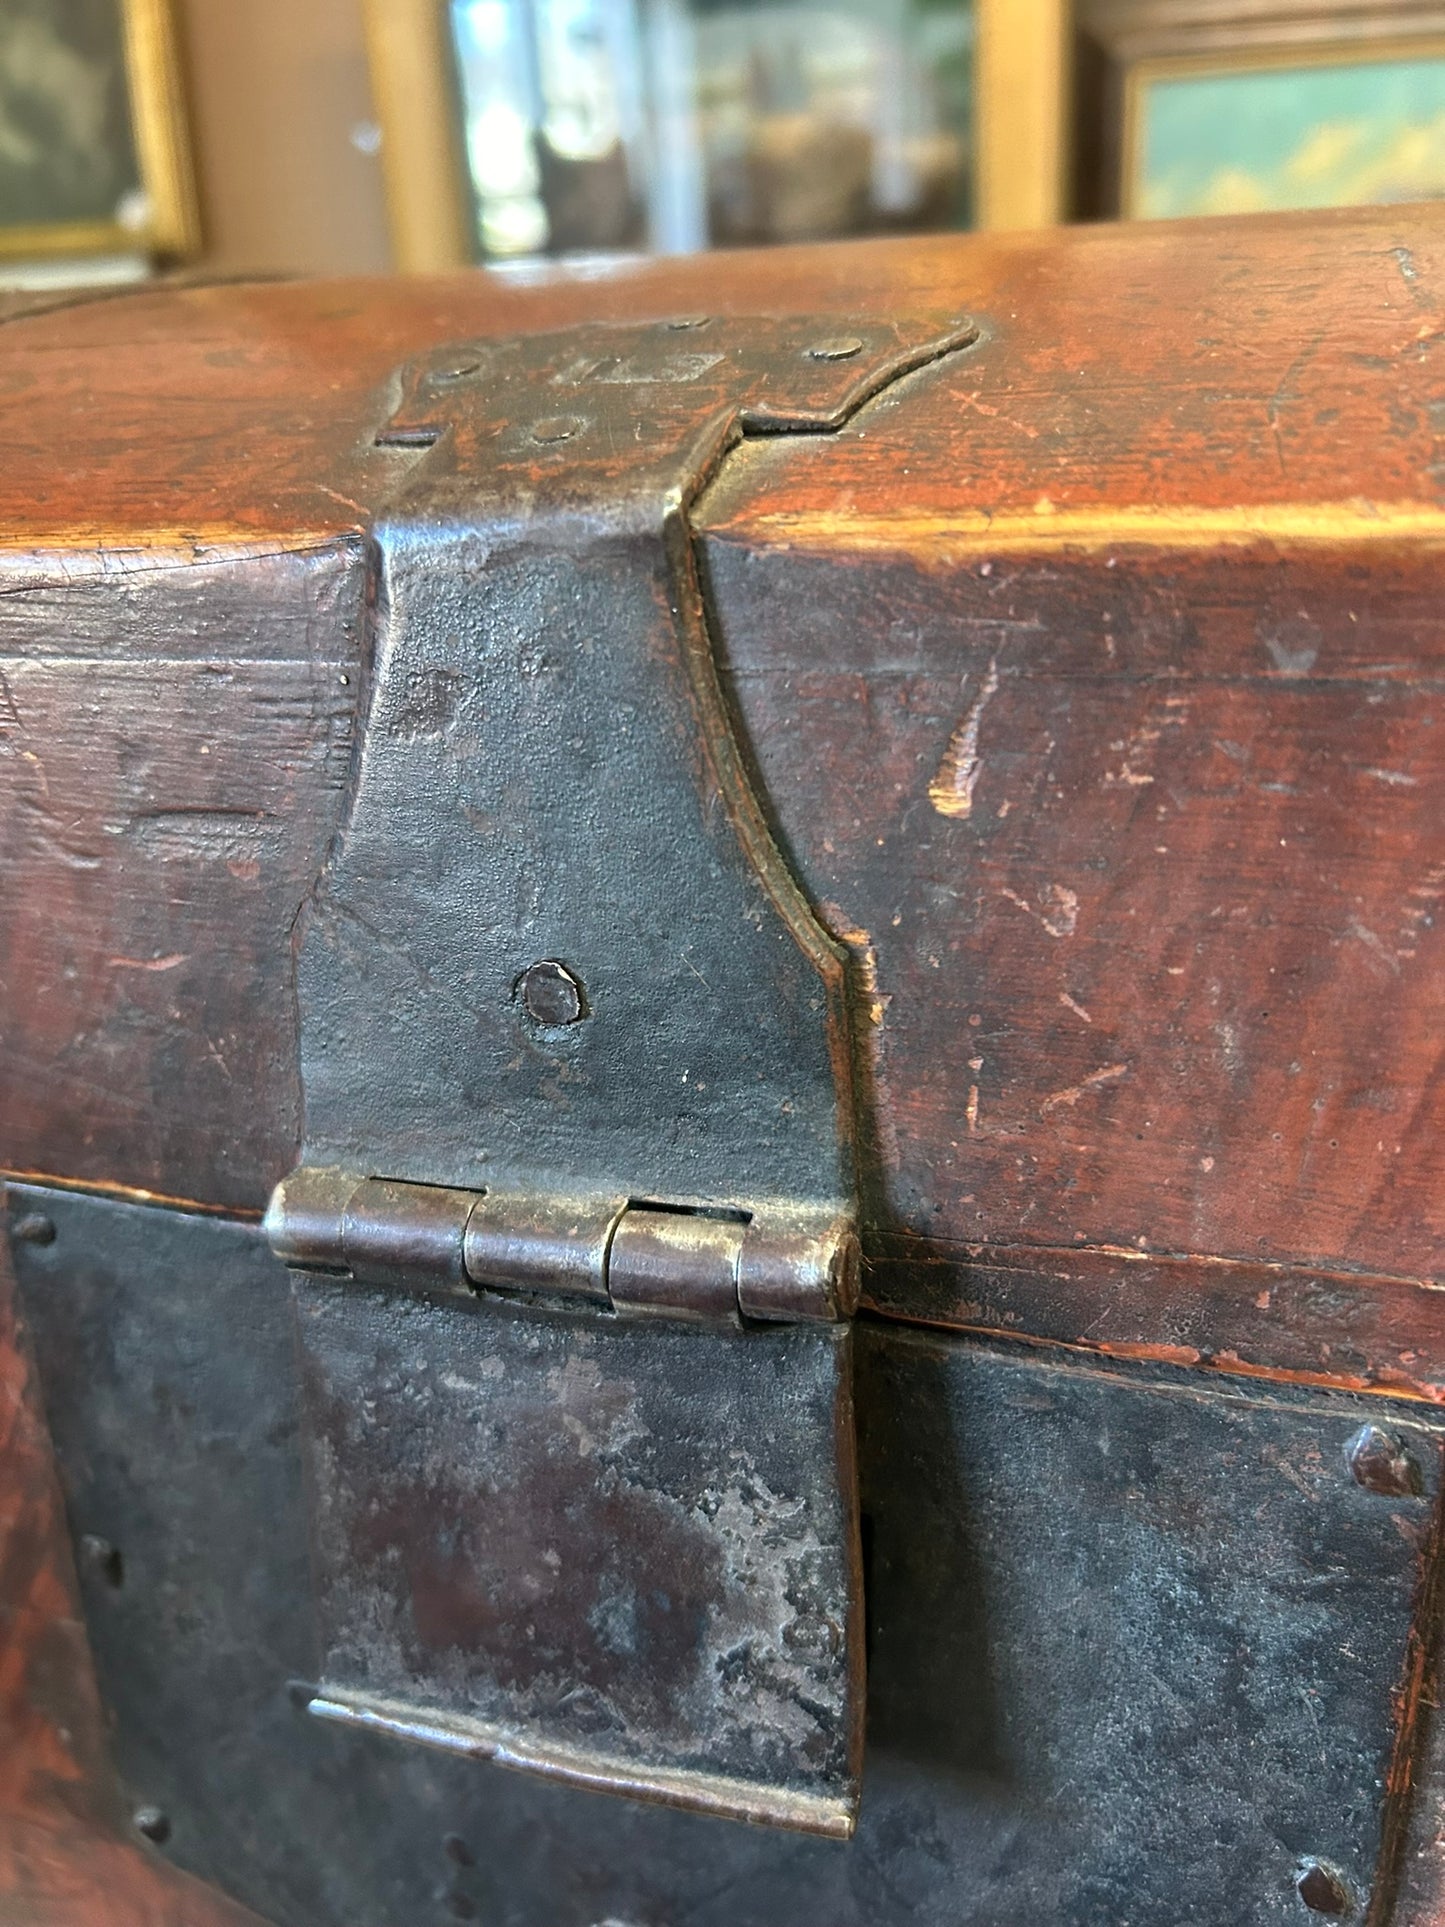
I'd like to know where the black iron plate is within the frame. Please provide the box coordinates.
[294,1276,860,1833]
[11,1182,1442,1927]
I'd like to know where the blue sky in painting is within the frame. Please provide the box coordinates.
[1140,54,1445,217]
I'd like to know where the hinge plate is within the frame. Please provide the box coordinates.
[271,313,977,1835]
[294,1280,860,1834]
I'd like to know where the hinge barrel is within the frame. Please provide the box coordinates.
[265,1168,855,1324]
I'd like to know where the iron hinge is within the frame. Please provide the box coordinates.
[262,312,977,1838]
[266,1168,857,1325]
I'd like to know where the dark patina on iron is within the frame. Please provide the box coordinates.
[11,1182,1441,1926]
[269,314,978,1837]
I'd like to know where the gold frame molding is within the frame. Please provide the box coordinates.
[975,0,1072,229]
[0,0,200,260]
[363,0,473,272]
[1121,31,1445,219]
[367,0,1063,261]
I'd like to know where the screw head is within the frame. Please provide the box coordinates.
[1344,1424,1422,1498]
[519,959,586,1027]
[133,1806,171,1845]
[13,1212,55,1245]
[530,414,584,445]
[807,335,865,362]
[1296,1860,1351,1916]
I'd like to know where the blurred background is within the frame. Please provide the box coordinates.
[2,0,1444,286]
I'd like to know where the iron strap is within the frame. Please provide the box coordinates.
[267,312,978,1835]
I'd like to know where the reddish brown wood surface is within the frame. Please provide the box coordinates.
[2,207,1445,1921]
[0,1231,261,1926]
[0,204,1442,1384]
[0,545,362,1215]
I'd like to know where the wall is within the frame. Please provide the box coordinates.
[177,0,392,276]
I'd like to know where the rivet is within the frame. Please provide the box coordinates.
[133,1806,171,1845]
[1296,1860,1351,1916]
[1344,1424,1422,1498]
[530,414,584,445]
[430,358,481,384]
[519,959,586,1026]
[13,1212,55,1245]
[807,335,865,362]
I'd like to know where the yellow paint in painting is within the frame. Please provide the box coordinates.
[1285,120,1365,186]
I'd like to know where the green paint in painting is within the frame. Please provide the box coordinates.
[1137,52,1445,218]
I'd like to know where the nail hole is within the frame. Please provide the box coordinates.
[1344,1424,1422,1498]
[443,1834,474,1868]
[1297,1861,1351,1916]
[518,958,587,1026]
[443,1891,478,1920]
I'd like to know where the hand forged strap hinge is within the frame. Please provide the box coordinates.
[267,312,977,1837]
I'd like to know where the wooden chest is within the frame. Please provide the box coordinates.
[3,203,1445,1927]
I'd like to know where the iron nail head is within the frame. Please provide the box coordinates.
[519,959,586,1026]
[1344,1423,1422,1498]
[1296,1861,1351,1916]
[134,1806,171,1845]
[530,414,584,445]
[807,335,865,362]
[14,1212,55,1245]
[79,1535,124,1587]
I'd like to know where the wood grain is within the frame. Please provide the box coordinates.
[0,204,1442,1353]
[0,544,365,1212]
[3,205,1445,1919]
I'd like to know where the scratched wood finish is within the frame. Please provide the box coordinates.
[1,209,1444,1921]
[700,532,1445,1393]
[0,547,363,1213]
[0,205,1440,1316]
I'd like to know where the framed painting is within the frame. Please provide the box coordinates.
[0,0,198,259]
[1124,37,1445,218]
[365,0,1054,267]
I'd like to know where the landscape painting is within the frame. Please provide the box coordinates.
[1126,42,1445,220]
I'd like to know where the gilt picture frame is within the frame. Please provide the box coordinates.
[0,0,199,260]
[1122,33,1445,219]
[365,0,1064,271]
